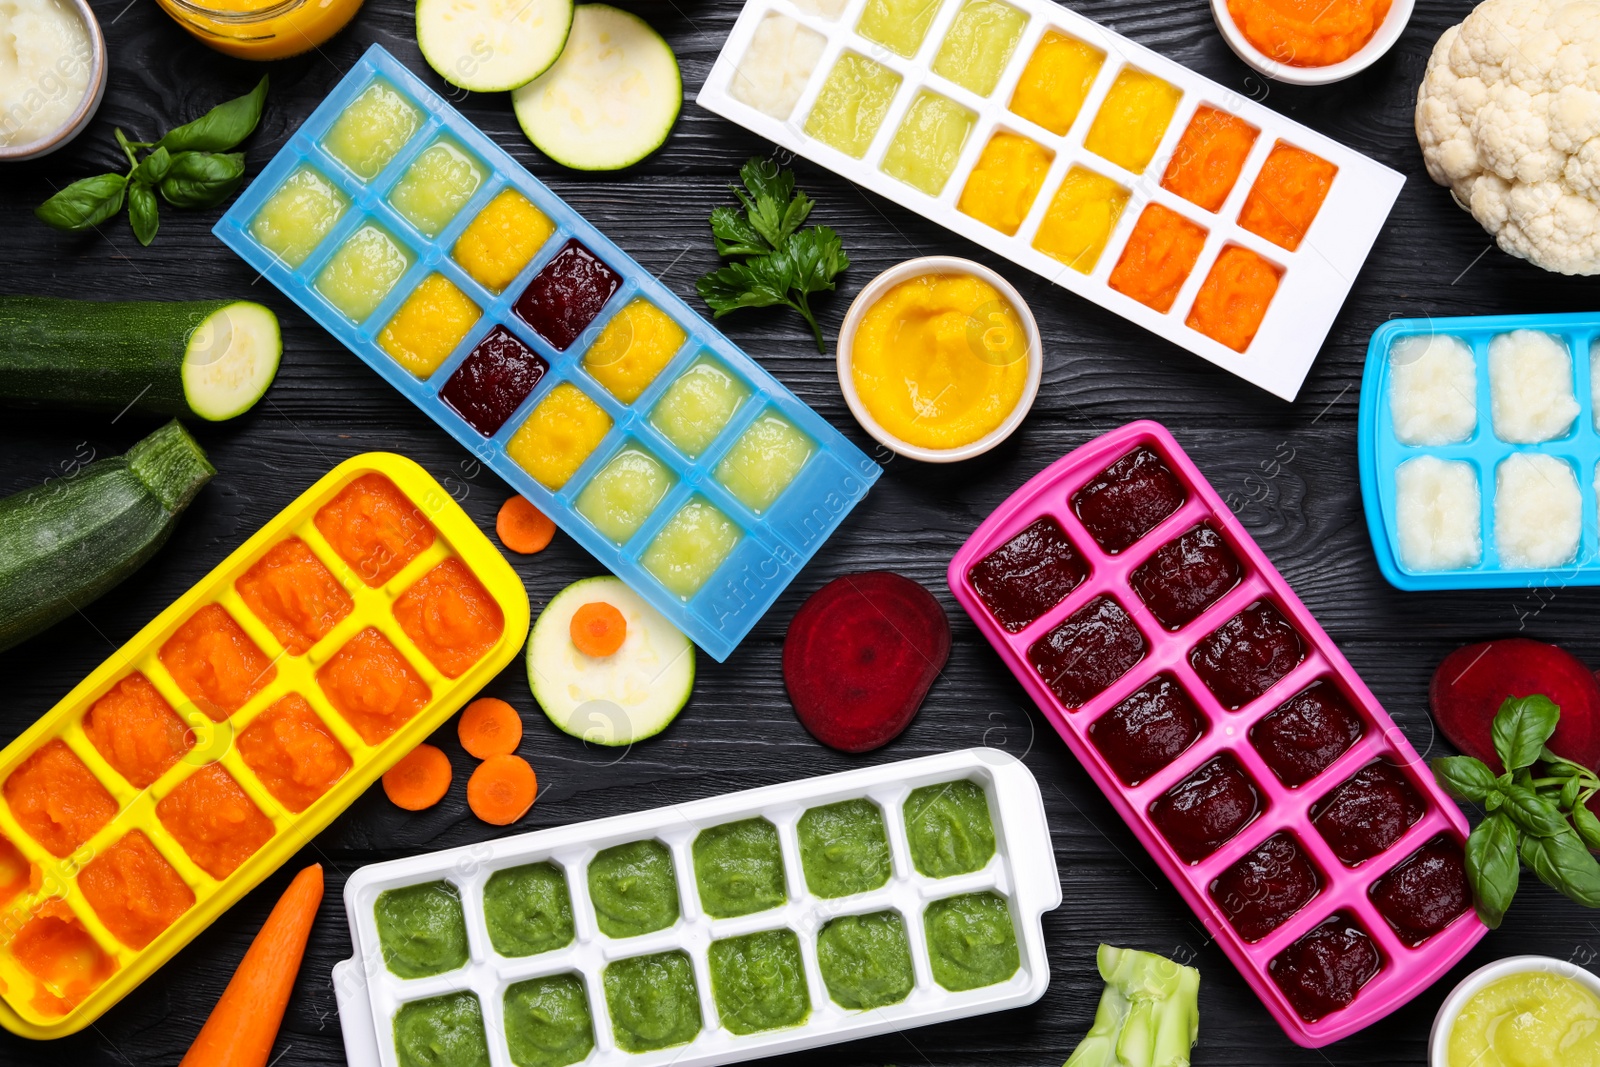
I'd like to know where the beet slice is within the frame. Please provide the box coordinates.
[783,571,951,753]
[1430,638,1600,772]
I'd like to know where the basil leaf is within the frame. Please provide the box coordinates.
[1520,828,1600,907]
[157,75,268,153]
[1562,775,1583,811]
[1493,694,1561,772]
[132,145,171,185]
[128,181,159,246]
[1466,812,1520,928]
[158,152,247,209]
[1501,781,1569,837]
[1574,800,1600,853]
[1485,790,1505,812]
[1433,756,1498,802]
[1541,746,1599,784]
[35,173,127,230]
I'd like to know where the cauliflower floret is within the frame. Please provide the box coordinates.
[1418,0,1600,273]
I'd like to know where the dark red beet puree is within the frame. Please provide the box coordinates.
[1149,755,1260,863]
[514,239,620,351]
[1071,446,1186,553]
[1131,523,1241,630]
[1251,680,1363,788]
[1369,836,1470,946]
[1270,914,1380,1021]
[441,325,549,436]
[1210,832,1320,941]
[1191,601,1304,709]
[1090,675,1202,785]
[968,516,1086,632]
[1313,762,1424,865]
[1026,596,1145,708]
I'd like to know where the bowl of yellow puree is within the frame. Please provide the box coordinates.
[838,257,1041,463]
[1430,955,1600,1067]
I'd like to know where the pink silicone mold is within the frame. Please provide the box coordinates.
[946,420,1486,1048]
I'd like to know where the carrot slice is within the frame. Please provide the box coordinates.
[179,864,323,1067]
[497,496,555,554]
[382,744,452,811]
[570,602,627,657]
[458,697,523,759]
[467,754,537,826]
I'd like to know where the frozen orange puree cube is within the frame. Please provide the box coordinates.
[11,901,116,1016]
[3,741,117,857]
[159,604,276,722]
[237,693,353,813]
[1238,141,1338,252]
[236,537,355,655]
[393,558,505,679]
[316,627,432,745]
[1160,107,1259,213]
[82,673,194,789]
[0,833,34,907]
[315,473,437,588]
[77,830,194,950]
[156,764,275,880]
[454,188,555,293]
[1108,203,1210,314]
[1186,245,1282,353]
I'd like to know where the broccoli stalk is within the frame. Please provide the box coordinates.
[1062,945,1201,1067]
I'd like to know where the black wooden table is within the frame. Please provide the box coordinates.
[4,0,1596,1062]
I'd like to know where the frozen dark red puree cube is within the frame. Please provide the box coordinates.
[1131,523,1242,630]
[1313,761,1424,865]
[1149,755,1260,863]
[1270,914,1380,1022]
[1369,836,1470,947]
[1026,596,1145,708]
[1251,680,1363,788]
[1090,675,1202,785]
[1071,446,1186,553]
[1210,832,1320,942]
[968,516,1087,632]
[441,325,549,436]
[513,239,621,351]
[1191,601,1304,708]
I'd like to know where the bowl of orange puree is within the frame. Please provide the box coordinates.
[1212,0,1413,85]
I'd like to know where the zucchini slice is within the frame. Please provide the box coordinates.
[183,301,283,421]
[417,0,575,93]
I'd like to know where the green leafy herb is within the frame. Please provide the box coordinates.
[1493,694,1560,772]
[156,76,268,154]
[34,173,126,230]
[159,151,247,209]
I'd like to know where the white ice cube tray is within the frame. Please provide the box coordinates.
[333,748,1060,1067]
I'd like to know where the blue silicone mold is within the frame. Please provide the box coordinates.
[215,45,879,661]
[1359,313,1600,592]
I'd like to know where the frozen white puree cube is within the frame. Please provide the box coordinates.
[1395,457,1481,572]
[1495,453,1581,568]
[1489,330,1578,443]
[1388,334,1476,445]
[792,0,848,17]
[729,14,827,121]
[1591,340,1600,432]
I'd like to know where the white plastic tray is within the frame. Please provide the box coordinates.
[333,748,1060,1067]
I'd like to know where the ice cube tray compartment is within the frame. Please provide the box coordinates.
[333,748,1060,1067]
[215,45,880,663]
[946,421,1484,1047]
[1359,312,1600,590]
[697,0,1404,401]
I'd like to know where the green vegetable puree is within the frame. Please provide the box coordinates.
[588,839,680,938]
[693,817,787,919]
[503,973,595,1067]
[483,862,575,958]
[924,892,1019,991]
[905,779,996,878]
[393,991,490,1067]
[796,798,891,898]
[375,881,470,979]
[708,929,811,1034]
[603,950,703,1052]
[816,911,915,1010]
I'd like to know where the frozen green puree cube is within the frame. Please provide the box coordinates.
[708,928,810,1034]
[904,778,996,877]
[603,950,702,1052]
[816,910,915,1010]
[483,862,575,957]
[693,817,786,918]
[797,798,891,898]
[503,973,594,1067]
[393,991,489,1067]
[924,892,1019,991]
[588,839,680,938]
[375,881,469,979]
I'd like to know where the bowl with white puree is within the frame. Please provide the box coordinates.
[0,0,107,161]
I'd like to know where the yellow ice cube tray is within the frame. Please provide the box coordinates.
[0,453,530,1039]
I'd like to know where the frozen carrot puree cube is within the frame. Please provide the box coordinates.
[584,299,687,404]
[1009,31,1104,136]
[155,764,275,880]
[236,693,353,813]
[393,558,504,679]
[82,673,194,789]
[316,627,432,744]
[236,537,354,655]
[3,741,116,857]
[454,189,555,293]
[379,273,481,380]
[1033,167,1130,274]
[77,830,194,950]
[1108,203,1210,313]
[11,901,116,1016]
[159,603,276,722]
[1084,67,1183,175]
[958,132,1053,236]
[1186,245,1282,353]
[1161,107,1259,213]
[315,472,437,588]
[1238,141,1338,251]
[506,382,613,491]
[0,833,34,906]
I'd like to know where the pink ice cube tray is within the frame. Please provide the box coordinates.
[946,421,1486,1047]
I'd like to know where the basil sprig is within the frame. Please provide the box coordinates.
[35,77,266,246]
[1432,695,1600,927]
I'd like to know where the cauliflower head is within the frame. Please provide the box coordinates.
[1417,0,1600,274]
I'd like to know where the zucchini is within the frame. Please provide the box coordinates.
[0,421,214,653]
[417,0,575,93]
[0,297,282,422]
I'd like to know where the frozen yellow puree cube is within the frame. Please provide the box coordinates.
[932,0,1028,98]
[584,300,687,404]
[857,0,944,57]
[958,133,1053,236]
[453,189,555,293]
[1033,167,1129,274]
[507,383,613,490]
[250,166,349,268]
[576,447,676,545]
[651,358,750,458]
[805,53,902,159]
[715,412,813,513]
[880,90,976,198]
[378,274,481,379]
[389,138,485,238]
[642,498,741,599]
[1084,68,1182,175]
[1009,32,1105,136]
[322,81,422,181]
[315,224,413,323]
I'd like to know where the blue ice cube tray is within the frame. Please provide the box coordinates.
[215,45,879,661]
[1358,312,1600,592]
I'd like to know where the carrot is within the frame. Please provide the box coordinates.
[458,697,523,759]
[496,496,555,555]
[570,601,626,657]
[382,743,452,811]
[467,754,537,826]
[179,863,323,1067]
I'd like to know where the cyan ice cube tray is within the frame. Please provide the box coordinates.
[215,44,879,662]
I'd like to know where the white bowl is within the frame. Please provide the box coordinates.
[836,256,1043,464]
[1209,0,1414,86]
[1428,954,1600,1066]
[0,0,109,162]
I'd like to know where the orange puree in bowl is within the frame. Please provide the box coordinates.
[237,694,353,813]
[1108,204,1210,313]
[156,764,275,880]
[159,604,276,722]
[316,627,432,744]
[11,902,116,1016]
[315,473,437,588]
[1186,246,1282,352]
[1238,142,1338,251]
[236,537,355,655]
[393,559,504,679]
[4,741,116,858]
[82,673,194,789]
[77,831,194,950]
[1226,0,1391,67]
[1161,107,1259,213]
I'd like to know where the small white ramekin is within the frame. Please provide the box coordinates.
[0,0,109,162]
[1428,955,1600,1067]
[1209,0,1415,86]
[836,256,1042,464]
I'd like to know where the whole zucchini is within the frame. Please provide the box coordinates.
[0,421,214,653]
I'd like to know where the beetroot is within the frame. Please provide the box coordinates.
[783,571,951,753]
[1430,638,1600,772]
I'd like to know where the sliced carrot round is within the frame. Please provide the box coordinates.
[467,754,537,826]
[382,744,452,811]
[570,602,626,658]
[496,496,555,555]
[457,697,523,760]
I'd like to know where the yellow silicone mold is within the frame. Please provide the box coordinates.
[0,453,530,1039]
